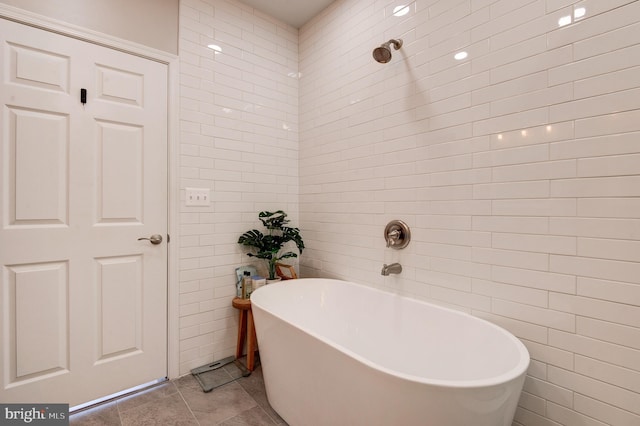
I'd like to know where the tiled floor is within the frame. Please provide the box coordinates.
[69,361,286,425]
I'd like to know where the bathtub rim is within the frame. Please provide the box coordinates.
[251,278,530,389]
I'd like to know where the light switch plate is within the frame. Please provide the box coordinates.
[185,187,210,206]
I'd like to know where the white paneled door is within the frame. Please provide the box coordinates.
[0,19,168,406]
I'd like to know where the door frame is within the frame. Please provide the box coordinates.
[0,4,181,380]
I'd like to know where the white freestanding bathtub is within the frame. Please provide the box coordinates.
[251,278,529,426]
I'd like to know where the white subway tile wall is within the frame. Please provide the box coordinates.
[178,0,640,424]
[297,1,640,425]
[178,0,299,374]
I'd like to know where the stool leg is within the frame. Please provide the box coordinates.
[246,309,256,371]
[236,309,247,359]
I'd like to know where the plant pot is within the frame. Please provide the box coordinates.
[266,277,282,285]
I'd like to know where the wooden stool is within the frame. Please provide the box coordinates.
[232,297,258,371]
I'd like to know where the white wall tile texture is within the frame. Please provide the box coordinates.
[178,0,299,375]
[178,0,640,424]
[298,1,640,425]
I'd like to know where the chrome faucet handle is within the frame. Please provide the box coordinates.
[386,229,401,247]
[384,220,410,249]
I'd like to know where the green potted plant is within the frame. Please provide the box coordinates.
[238,210,304,281]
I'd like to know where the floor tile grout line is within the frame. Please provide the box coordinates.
[114,399,123,426]
[234,377,274,425]
[236,375,280,425]
[175,384,201,426]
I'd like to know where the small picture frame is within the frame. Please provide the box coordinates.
[275,263,297,280]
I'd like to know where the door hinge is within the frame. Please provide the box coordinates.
[167,234,170,243]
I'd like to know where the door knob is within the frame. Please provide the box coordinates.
[138,234,163,245]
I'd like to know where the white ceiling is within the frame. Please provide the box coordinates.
[238,0,335,28]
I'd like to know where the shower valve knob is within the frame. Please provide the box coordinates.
[384,220,411,249]
[386,229,401,247]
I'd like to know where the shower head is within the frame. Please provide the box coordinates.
[372,39,403,63]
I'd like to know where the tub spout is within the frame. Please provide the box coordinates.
[381,263,402,276]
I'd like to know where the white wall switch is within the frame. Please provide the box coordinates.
[185,187,211,206]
